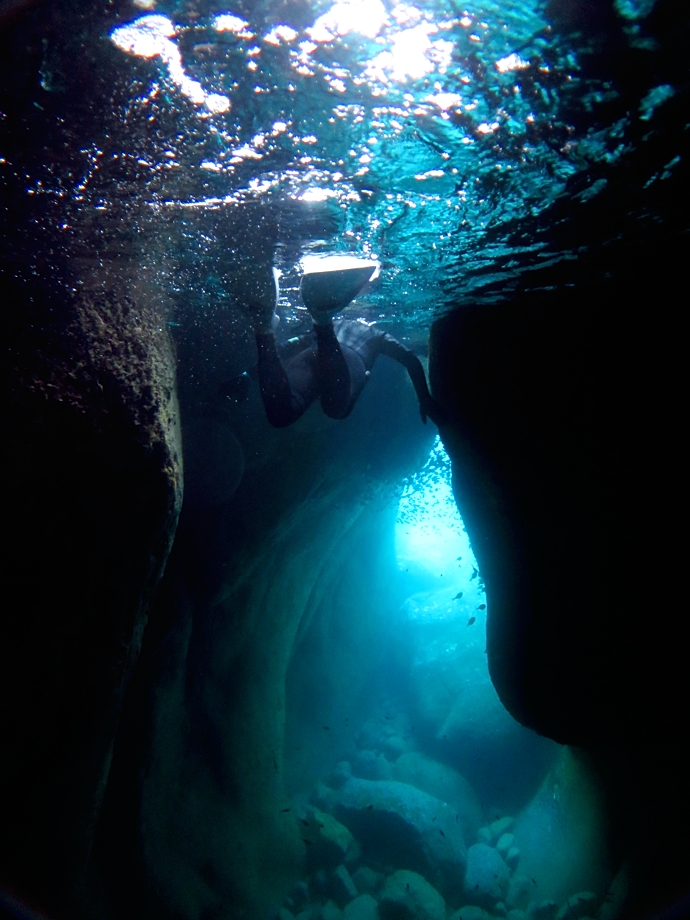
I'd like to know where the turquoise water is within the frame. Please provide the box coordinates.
[3,0,681,321]
[107,0,571,320]
[1,0,670,324]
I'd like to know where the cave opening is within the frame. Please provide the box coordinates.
[395,435,484,593]
[275,423,600,920]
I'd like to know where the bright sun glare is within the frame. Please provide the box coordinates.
[308,0,388,41]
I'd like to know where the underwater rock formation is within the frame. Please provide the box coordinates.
[392,752,482,844]
[429,248,688,915]
[93,353,434,920]
[333,777,466,898]
[305,809,361,870]
[343,893,379,920]
[3,250,183,911]
[511,748,612,905]
[353,750,396,782]
[378,869,445,920]
[448,907,492,920]
[462,843,510,910]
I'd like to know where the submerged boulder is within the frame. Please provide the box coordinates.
[506,875,533,911]
[323,904,344,920]
[352,866,382,894]
[528,902,559,920]
[449,908,492,920]
[379,870,445,920]
[462,843,510,909]
[554,892,597,920]
[343,894,380,920]
[304,809,360,868]
[392,751,482,842]
[353,750,394,781]
[356,706,415,759]
[333,777,466,897]
[332,864,359,904]
[496,833,515,857]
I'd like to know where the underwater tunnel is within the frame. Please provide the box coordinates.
[1,1,688,920]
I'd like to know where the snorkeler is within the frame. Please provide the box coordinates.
[240,257,443,429]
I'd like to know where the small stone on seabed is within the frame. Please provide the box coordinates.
[448,906,491,920]
[323,901,343,920]
[496,832,514,856]
[352,866,380,893]
[555,892,598,920]
[489,816,515,842]
[505,846,520,870]
[332,864,358,903]
[379,869,445,920]
[343,893,379,920]
[528,901,559,920]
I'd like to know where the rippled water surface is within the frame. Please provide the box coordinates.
[2,0,687,327]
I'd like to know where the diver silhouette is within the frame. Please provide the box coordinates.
[241,258,443,429]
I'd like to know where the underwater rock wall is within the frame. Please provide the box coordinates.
[1,11,186,912]
[95,353,433,920]
[2,240,183,913]
[429,255,687,916]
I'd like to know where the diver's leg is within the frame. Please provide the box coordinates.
[313,322,350,418]
[313,323,368,419]
[256,333,310,427]
[238,267,280,333]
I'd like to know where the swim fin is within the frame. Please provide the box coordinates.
[300,256,378,319]
[231,265,280,331]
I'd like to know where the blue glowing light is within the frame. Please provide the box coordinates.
[396,436,486,609]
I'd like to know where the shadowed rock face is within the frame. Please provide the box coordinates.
[429,254,687,917]
[94,352,433,920]
[1,4,185,910]
[3,254,183,914]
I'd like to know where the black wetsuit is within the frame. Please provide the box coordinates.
[255,318,437,428]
